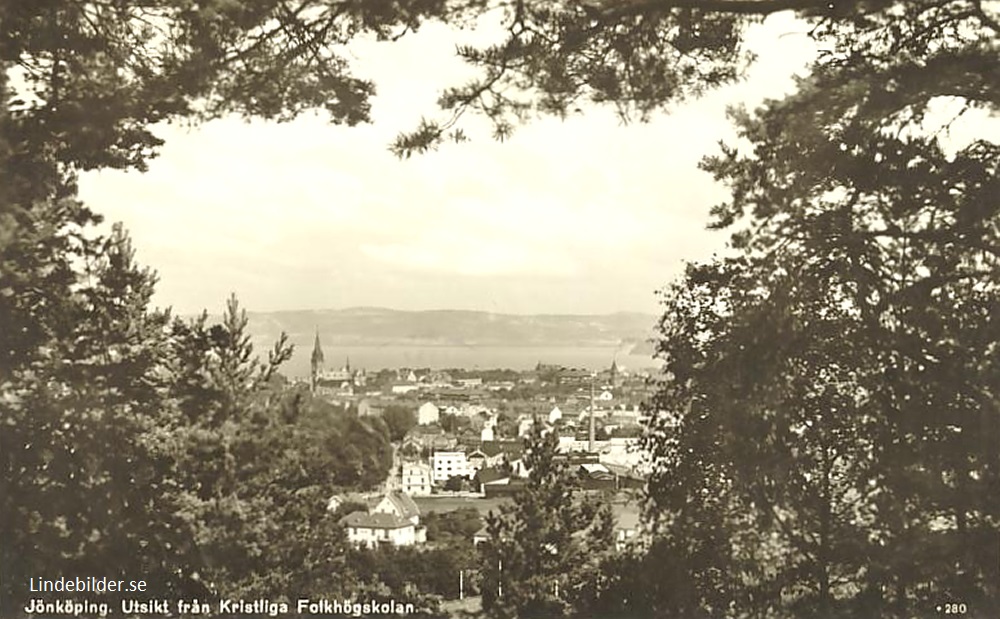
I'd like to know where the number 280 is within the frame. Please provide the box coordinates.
[944,603,967,614]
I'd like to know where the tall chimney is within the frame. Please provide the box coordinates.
[589,372,596,453]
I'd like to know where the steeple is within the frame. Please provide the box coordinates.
[310,329,325,392]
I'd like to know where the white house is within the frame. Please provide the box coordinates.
[517,416,553,438]
[548,406,563,424]
[401,462,433,496]
[463,404,491,418]
[373,493,420,523]
[472,525,491,546]
[418,402,440,425]
[480,424,495,442]
[509,457,529,478]
[432,451,469,484]
[340,492,426,549]
[598,390,614,402]
[480,413,498,442]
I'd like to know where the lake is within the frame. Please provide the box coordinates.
[265,343,659,379]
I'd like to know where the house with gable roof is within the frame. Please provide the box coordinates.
[479,440,524,468]
[373,492,421,523]
[339,492,426,549]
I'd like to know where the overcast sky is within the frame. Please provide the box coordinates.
[78,12,819,317]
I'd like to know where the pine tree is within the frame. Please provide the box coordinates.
[0,221,200,611]
[480,423,615,619]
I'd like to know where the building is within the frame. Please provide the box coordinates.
[479,413,498,442]
[480,424,495,442]
[466,448,488,475]
[401,462,433,496]
[602,461,648,491]
[480,440,524,468]
[473,466,508,494]
[424,371,454,387]
[405,426,458,452]
[373,492,421,522]
[517,416,534,437]
[614,504,643,551]
[340,492,426,549]
[472,525,491,546]
[548,406,563,424]
[577,462,617,491]
[357,399,382,418]
[311,331,362,396]
[517,416,553,438]
[310,330,325,393]
[432,451,469,484]
[418,402,440,425]
[482,476,527,498]
[559,368,592,385]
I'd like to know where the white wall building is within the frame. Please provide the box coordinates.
[480,424,495,442]
[432,451,469,484]
[401,462,433,496]
[517,416,534,438]
[418,402,440,425]
[340,492,426,549]
[548,406,563,424]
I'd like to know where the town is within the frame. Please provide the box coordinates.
[305,331,651,553]
[7,1,988,616]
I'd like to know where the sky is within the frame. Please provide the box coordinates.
[77,12,820,317]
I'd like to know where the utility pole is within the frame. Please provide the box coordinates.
[498,559,503,598]
[459,569,464,600]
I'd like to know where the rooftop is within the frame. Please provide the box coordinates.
[340,511,412,530]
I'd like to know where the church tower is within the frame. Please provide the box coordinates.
[310,329,325,393]
[610,358,619,388]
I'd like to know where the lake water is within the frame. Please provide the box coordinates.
[266,343,660,379]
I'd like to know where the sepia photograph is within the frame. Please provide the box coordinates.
[1,1,998,618]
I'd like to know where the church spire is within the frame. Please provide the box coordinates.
[311,329,325,367]
[310,329,324,393]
